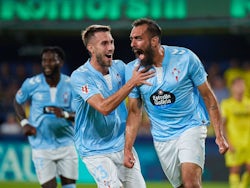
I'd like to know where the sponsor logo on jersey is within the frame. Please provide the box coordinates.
[150,89,175,108]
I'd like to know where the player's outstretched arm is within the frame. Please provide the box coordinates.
[198,81,229,154]
[87,65,154,116]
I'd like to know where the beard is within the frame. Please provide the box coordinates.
[96,53,112,68]
[140,46,155,67]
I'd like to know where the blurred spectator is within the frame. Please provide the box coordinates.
[224,58,243,89]
[1,80,19,113]
[15,63,28,85]
[0,62,12,88]
[210,75,230,104]
[207,61,223,84]
[0,112,22,136]
[0,62,20,123]
[31,62,42,75]
[242,60,250,97]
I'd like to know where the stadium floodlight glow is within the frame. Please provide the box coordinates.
[230,0,250,18]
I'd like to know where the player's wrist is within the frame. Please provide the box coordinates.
[63,111,70,119]
[20,119,29,127]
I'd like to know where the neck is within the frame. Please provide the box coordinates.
[154,45,164,67]
[90,59,109,75]
[233,93,244,101]
[45,74,60,87]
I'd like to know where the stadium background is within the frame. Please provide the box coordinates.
[0,0,250,186]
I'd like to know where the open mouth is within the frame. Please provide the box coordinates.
[105,54,112,58]
[134,49,144,57]
[44,67,51,73]
[133,49,145,60]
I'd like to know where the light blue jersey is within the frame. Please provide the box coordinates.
[15,73,75,149]
[70,59,127,157]
[126,45,210,142]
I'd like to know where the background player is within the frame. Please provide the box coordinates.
[221,77,250,188]
[13,46,78,188]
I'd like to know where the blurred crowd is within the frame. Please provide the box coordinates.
[0,58,249,138]
[0,61,41,139]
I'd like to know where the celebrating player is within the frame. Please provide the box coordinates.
[70,25,154,187]
[13,46,78,188]
[124,18,229,188]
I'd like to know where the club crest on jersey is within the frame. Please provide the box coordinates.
[172,67,180,82]
[82,84,89,94]
[150,89,175,108]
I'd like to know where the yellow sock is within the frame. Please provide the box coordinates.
[239,172,250,188]
[229,173,240,188]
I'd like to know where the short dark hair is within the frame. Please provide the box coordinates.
[81,25,111,46]
[41,46,65,61]
[132,18,162,39]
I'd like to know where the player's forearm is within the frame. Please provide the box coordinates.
[210,109,224,137]
[125,112,142,151]
[206,99,224,138]
[98,79,137,115]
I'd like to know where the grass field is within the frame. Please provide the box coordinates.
[0,181,229,188]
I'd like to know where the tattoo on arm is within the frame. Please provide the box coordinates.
[210,105,218,110]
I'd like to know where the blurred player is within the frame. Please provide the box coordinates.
[70,25,154,188]
[124,18,229,188]
[13,46,78,188]
[221,77,250,188]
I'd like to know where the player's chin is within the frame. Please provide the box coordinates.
[105,59,112,67]
[43,70,53,76]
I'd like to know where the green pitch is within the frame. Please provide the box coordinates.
[0,181,229,188]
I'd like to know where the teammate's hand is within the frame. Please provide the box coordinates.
[124,149,136,168]
[22,124,36,136]
[131,64,155,86]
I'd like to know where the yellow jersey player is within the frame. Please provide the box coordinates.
[221,77,250,188]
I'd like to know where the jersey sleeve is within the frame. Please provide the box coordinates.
[188,50,208,87]
[15,77,33,104]
[70,69,100,102]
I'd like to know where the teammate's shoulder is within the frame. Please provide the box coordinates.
[112,59,125,65]
[60,73,71,82]
[71,64,88,77]
[166,45,192,55]
[25,73,43,85]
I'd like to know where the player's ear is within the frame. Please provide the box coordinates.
[151,36,159,47]
[87,44,93,54]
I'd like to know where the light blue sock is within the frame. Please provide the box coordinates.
[62,183,76,188]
